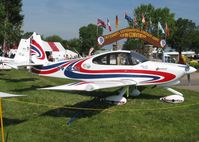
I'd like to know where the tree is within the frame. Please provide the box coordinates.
[190,29,199,53]
[67,38,81,52]
[79,24,103,54]
[133,4,155,30]
[173,18,198,63]
[133,4,175,43]
[123,39,140,50]
[22,32,33,39]
[174,18,196,51]
[45,35,63,42]
[124,4,176,52]
[0,2,5,45]
[0,0,24,48]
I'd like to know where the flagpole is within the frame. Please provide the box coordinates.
[115,15,118,50]
[96,26,98,37]
[96,19,99,37]
[157,22,159,38]
[96,20,99,49]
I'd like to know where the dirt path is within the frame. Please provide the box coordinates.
[175,72,199,92]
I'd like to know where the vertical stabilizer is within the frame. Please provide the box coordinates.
[13,38,30,64]
[30,33,49,65]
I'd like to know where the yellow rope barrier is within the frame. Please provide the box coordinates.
[3,98,199,112]
[4,99,105,111]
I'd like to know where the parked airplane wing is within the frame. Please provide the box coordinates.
[0,92,25,98]
[40,79,137,91]
[5,62,43,69]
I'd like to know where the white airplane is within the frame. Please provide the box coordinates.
[0,39,31,69]
[0,92,24,98]
[30,40,196,105]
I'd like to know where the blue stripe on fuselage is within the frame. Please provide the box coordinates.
[64,70,160,80]
[34,61,68,70]
[64,61,160,80]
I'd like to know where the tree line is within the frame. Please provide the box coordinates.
[123,4,199,53]
[0,0,23,49]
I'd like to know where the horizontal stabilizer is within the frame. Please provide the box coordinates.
[40,79,136,92]
[0,92,25,98]
[5,63,43,69]
[4,63,18,69]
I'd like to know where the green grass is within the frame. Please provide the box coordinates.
[0,69,199,142]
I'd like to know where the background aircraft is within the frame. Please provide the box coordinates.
[0,39,30,69]
[0,32,77,69]
[30,38,196,105]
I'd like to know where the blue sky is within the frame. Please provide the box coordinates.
[22,0,199,40]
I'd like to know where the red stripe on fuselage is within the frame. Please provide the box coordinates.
[31,62,70,74]
[74,59,176,83]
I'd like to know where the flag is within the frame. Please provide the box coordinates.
[149,17,152,27]
[97,19,106,29]
[125,13,132,22]
[165,23,170,37]
[148,17,153,32]
[142,14,145,24]
[115,15,119,30]
[133,16,137,28]
[88,47,94,56]
[158,22,165,34]
[107,18,112,32]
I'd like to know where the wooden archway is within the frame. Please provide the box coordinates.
[97,27,166,48]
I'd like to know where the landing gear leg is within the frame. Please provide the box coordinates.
[104,87,128,105]
[164,87,183,96]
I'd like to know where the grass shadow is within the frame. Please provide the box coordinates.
[0,73,5,76]
[11,85,52,92]
[41,98,113,119]
[129,93,165,100]
[3,117,26,126]
[0,78,38,82]
[68,90,119,98]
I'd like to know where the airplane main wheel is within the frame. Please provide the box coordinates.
[104,95,127,105]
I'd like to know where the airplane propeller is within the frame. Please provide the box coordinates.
[185,64,191,85]
[185,64,190,72]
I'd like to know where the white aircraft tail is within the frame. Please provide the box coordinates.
[0,38,31,69]
[13,38,30,64]
[30,33,49,65]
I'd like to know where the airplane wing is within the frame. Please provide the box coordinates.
[0,92,25,98]
[5,62,43,69]
[40,79,137,91]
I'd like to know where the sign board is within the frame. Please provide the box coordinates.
[97,27,166,48]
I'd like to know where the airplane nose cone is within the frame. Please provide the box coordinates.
[185,66,197,74]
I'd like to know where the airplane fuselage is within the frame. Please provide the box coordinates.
[31,50,196,87]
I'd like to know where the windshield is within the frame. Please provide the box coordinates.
[93,51,148,66]
[130,51,148,63]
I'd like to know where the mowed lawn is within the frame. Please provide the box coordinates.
[0,69,199,142]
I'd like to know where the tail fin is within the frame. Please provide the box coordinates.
[13,38,30,64]
[30,33,49,65]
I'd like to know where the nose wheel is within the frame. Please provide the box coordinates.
[160,87,184,103]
